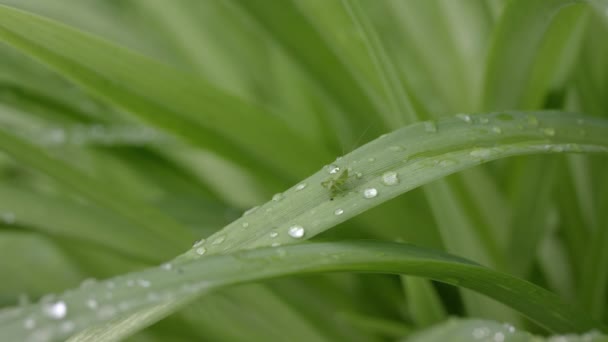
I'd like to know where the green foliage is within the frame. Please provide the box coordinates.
[0,1,606,341]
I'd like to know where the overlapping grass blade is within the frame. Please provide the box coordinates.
[0,4,332,183]
[405,318,606,342]
[1,241,604,342]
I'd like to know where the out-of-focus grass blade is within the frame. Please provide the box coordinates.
[236,0,387,139]
[404,318,606,342]
[0,126,193,252]
[1,241,604,342]
[0,4,332,182]
[482,0,586,109]
[402,278,446,328]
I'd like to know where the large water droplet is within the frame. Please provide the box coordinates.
[44,301,67,319]
[327,164,340,174]
[288,225,305,239]
[363,188,378,199]
[381,171,399,186]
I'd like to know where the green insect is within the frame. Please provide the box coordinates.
[321,168,349,200]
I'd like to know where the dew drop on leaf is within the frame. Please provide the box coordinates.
[288,225,305,238]
[192,239,205,248]
[327,164,340,174]
[269,231,278,238]
[424,121,437,133]
[456,113,472,123]
[381,171,399,186]
[334,208,344,216]
[86,299,98,310]
[542,127,556,136]
[295,183,307,191]
[272,193,283,201]
[212,236,225,245]
[196,247,206,255]
[44,301,67,320]
[363,188,378,199]
[492,126,502,134]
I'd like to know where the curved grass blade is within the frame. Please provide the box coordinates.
[0,241,604,342]
[23,111,608,341]
[0,4,333,181]
[405,318,606,342]
[180,111,608,259]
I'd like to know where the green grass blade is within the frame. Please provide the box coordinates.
[0,4,332,181]
[405,318,606,342]
[0,126,193,252]
[1,241,604,342]
[482,0,586,109]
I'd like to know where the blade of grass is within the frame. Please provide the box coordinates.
[37,111,608,341]
[1,241,604,342]
[482,0,586,109]
[0,4,333,182]
[405,318,606,342]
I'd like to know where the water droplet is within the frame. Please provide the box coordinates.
[542,127,556,136]
[381,171,399,186]
[355,172,363,179]
[212,236,225,245]
[23,318,35,329]
[492,126,502,134]
[137,279,151,288]
[479,117,489,124]
[327,164,340,174]
[472,327,490,339]
[288,225,305,239]
[334,208,344,216]
[456,113,472,123]
[527,115,539,127]
[1,212,15,224]
[242,222,249,228]
[470,148,492,158]
[363,188,378,199]
[196,247,206,255]
[493,332,505,342]
[86,299,98,310]
[269,231,278,238]
[424,121,437,133]
[160,263,172,271]
[272,193,283,201]
[192,239,205,248]
[438,159,456,167]
[295,183,307,191]
[243,206,259,216]
[503,323,516,333]
[44,301,67,319]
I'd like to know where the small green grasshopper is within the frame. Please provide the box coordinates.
[321,168,349,200]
